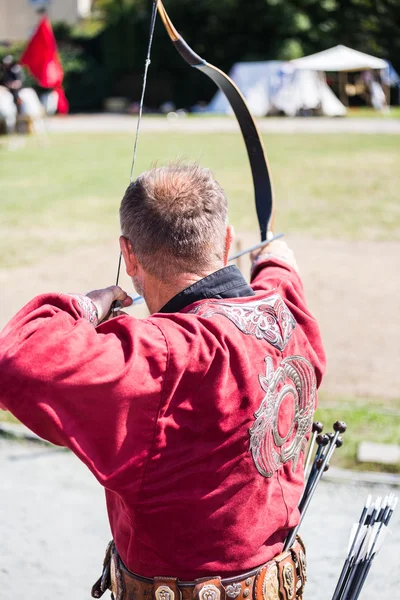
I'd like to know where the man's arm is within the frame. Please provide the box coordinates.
[0,288,167,485]
[250,238,326,385]
[250,238,302,293]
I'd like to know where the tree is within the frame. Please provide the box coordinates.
[33,0,400,110]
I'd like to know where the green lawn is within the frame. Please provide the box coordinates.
[0,131,399,268]
[316,395,400,473]
[347,106,400,118]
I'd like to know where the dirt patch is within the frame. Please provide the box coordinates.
[1,235,398,400]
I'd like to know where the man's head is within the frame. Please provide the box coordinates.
[119,163,232,301]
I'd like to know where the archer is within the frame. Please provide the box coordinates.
[0,161,325,599]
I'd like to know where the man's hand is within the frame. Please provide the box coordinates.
[251,238,299,273]
[87,286,133,323]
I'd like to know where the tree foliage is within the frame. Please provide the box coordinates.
[38,0,400,110]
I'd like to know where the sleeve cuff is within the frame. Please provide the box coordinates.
[66,294,99,327]
[251,253,295,279]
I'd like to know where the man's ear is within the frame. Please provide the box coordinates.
[223,224,235,265]
[119,236,138,277]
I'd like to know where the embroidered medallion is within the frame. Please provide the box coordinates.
[249,356,316,477]
[226,584,241,599]
[199,585,221,600]
[155,586,175,600]
[189,294,296,351]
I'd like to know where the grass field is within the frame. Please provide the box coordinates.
[347,106,400,118]
[188,107,400,119]
[316,395,400,473]
[1,131,399,269]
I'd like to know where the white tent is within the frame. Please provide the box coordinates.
[291,45,387,72]
[207,61,284,117]
[272,69,346,117]
[291,45,390,109]
[206,61,346,117]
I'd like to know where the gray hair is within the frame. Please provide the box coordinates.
[120,162,228,281]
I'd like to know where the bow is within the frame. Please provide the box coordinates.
[114,0,279,304]
[156,0,275,243]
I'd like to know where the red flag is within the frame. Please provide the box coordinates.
[21,17,69,114]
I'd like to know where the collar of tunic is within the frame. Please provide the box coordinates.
[159,265,255,314]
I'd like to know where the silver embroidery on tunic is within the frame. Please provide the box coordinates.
[67,293,99,327]
[190,294,296,351]
[249,356,316,478]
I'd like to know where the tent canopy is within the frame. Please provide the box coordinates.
[207,61,283,117]
[291,45,387,72]
[206,61,346,117]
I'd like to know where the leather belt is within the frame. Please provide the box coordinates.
[92,537,307,600]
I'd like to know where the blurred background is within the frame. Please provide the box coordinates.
[0,0,399,115]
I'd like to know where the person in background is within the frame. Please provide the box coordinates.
[0,55,25,113]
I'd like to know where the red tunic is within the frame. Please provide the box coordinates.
[0,258,325,579]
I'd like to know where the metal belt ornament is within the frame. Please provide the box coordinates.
[155,586,175,600]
